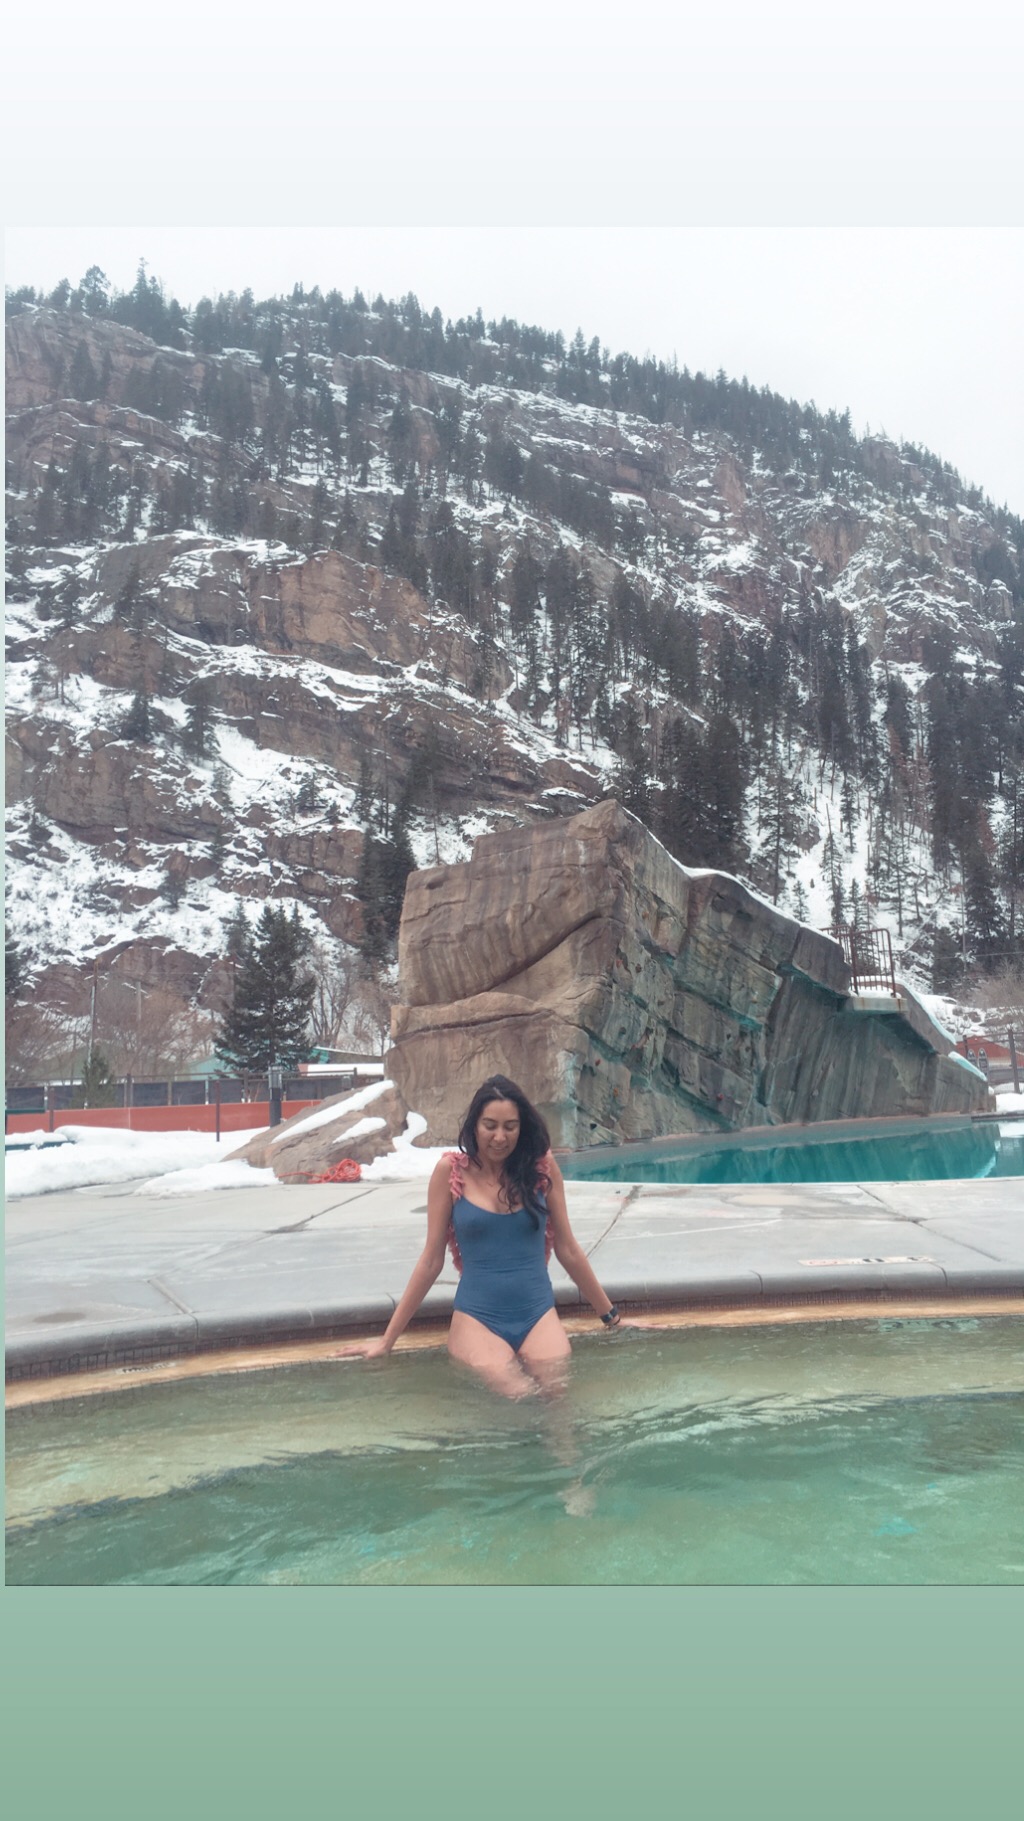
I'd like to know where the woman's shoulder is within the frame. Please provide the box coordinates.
[435,1149,468,1190]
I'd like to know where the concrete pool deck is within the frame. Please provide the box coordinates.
[6,1171,1024,1395]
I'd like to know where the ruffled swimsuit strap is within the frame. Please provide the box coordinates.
[443,1150,466,1273]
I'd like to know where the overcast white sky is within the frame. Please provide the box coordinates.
[4,5,1024,514]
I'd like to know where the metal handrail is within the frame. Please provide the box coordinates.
[833,925,898,997]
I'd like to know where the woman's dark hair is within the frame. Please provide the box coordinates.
[457,1075,551,1226]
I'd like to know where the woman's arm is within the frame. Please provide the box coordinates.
[544,1157,621,1326]
[332,1157,453,1358]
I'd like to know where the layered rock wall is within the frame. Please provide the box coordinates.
[388,800,992,1146]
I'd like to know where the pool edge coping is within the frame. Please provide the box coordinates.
[8,1289,1024,1409]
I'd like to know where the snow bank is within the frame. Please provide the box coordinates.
[361,1144,447,1182]
[134,1160,278,1196]
[4,1125,268,1199]
[358,1111,443,1179]
[2,1092,443,1197]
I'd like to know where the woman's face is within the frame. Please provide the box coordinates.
[475,1097,520,1166]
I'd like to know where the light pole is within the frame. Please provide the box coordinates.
[88,956,99,1064]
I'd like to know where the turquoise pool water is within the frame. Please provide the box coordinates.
[560,1119,1024,1186]
[7,1317,1023,1585]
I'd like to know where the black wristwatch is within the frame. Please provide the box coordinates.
[601,1305,621,1326]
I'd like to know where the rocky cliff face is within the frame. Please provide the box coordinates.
[388,801,991,1145]
[5,295,1021,1068]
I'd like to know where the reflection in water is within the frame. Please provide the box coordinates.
[562,1123,1024,1186]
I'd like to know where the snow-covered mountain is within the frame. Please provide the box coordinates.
[5,281,1023,1077]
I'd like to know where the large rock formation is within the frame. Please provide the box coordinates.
[388,800,993,1147]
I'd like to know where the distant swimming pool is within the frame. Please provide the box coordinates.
[559,1117,1024,1186]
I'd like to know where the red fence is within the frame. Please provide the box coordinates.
[4,1100,317,1138]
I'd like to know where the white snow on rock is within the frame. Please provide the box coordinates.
[329,1115,386,1146]
[269,1077,394,1144]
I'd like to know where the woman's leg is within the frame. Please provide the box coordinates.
[516,1307,571,1391]
[517,1309,593,1512]
[448,1310,537,1399]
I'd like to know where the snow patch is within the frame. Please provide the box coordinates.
[4,1125,268,1198]
[330,1115,386,1146]
[134,1161,279,1196]
[270,1076,394,1144]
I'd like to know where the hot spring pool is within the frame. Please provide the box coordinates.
[7,1317,1023,1585]
[559,1118,1024,1186]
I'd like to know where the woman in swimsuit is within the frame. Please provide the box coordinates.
[334,1074,622,1396]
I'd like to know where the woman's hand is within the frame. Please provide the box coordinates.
[329,1337,392,1360]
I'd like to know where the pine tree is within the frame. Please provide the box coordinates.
[181,677,217,759]
[77,264,111,315]
[359,828,394,944]
[34,461,59,543]
[428,500,474,613]
[215,904,316,1074]
[386,389,415,482]
[357,823,416,964]
[69,340,99,400]
[690,711,744,870]
[224,901,251,962]
[658,715,703,861]
[612,699,652,826]
[931,926,962,994]
[6,930,24,999]
[160,866,185,909]
[382,814,416,934]
[963,842,1004,967]
[354,751,375,824]
[306,477,331,553]
[822,825,845,929]
[120,483,142,542]
[332,489,358,551]
[257,496,278,542]
[759,766,801,903]
[840,774,858,852]
[74,1048,117,1109]
[114,560,151,632]
[121,686,154,743]
[295,776,319,815]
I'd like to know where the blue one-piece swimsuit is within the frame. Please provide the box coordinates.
[451,1193,555,1352]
